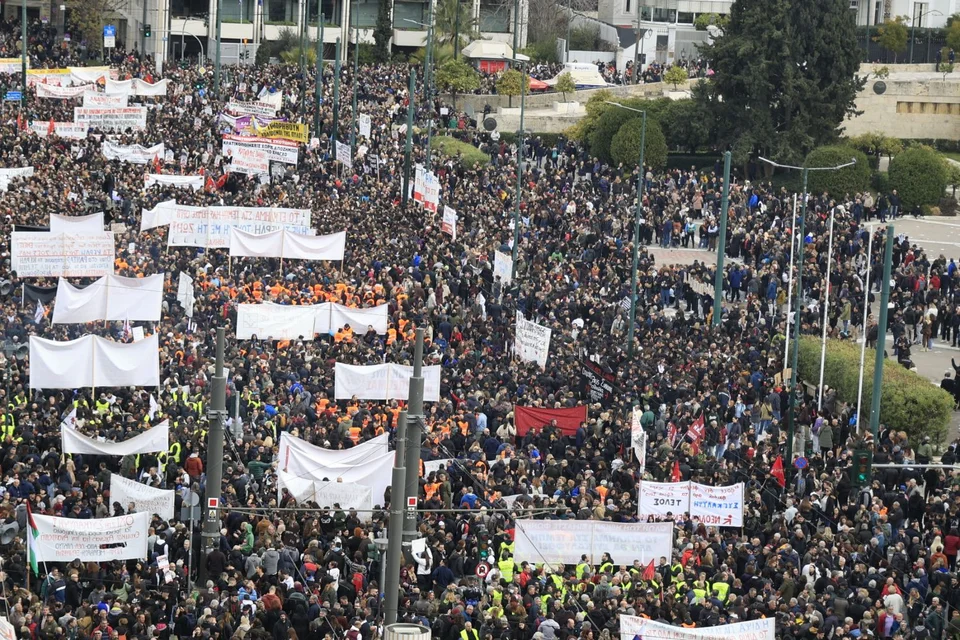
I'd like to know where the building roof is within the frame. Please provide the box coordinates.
[461,40,530,61]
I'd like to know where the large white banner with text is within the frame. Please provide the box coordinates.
[515,311,551,367]
[638,481,690,519]
[29,334,160,389]
[102,141,164,164]
[11,232,114,277]
[73,107,147,131]
[689,482,744,528]
[31,512,150,563]
[514,520,673,566]
[36,83,95,99]
[109,473,175,520]
[620,616,774,640]
[223,134,299,168]
[166,205,312,248]
[334,363,441,401]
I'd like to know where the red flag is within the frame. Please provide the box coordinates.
[686,413,705,445]
[670,460,682,483]
[198,166,205,176]
[16,113,24,131]
[204,175,215,192]
[641,559,655,581]
[771,455,786,487]
[216,174,228,189]
[153,154,162,173]
[47,118,55,136]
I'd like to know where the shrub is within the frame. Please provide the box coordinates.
[796,336,952,444]
[804,146,871,197]
[888,145,949,209]
[610,117,668,170]
[433,136,490,169]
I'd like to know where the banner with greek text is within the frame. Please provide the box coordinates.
[36,83,95,99]
[223,134,298,167]
[227,99,279,118]
[109,473,175,520]
[334,363,441,401]
[0,166,34,190]
[49,212,104,234]
[144,174,204,190]
[256,121,308,143]
[11,232,114,278]
[442,206,457,241]
[30,512,150,563]
[638,481,690,519]
[166,205,312,248]
[619,615,775,640]
[0,58,25,73]
[73,107,147,131]
[514,520,673,566]
[494,250,513,285]
[336,141,352,169]
[423,171,440,212]
[515,311,551,367]
[83,92,128,107]
[414,164,425,202]
[359,114,372,139]
[102,141,164,164]
[689,482,744,527]
[30,121,87,139]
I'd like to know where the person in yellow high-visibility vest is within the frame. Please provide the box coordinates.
[498,550,516,583]
[460,622,480,640]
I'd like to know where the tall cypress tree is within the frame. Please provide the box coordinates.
[373,0,393,62]
[695,0,865,165]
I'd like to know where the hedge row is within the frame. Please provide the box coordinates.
[433,136,491,169]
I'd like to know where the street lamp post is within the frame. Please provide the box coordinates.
[314,11,324,139]
[910,9,941,64]
[604,101,647,357]
[214,0,222,95]
[350,1,359,149]
[503,57,529,281]
[712,151,731,326]
[332,37,341,149]
[758,156,856,468]
[401,68,416,207]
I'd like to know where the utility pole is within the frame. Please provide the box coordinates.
[141,0,148,56]
[20,0,26,114]
[332,38,341,149]
[454,0,461,60]
[511,0,519,59]
[314,11,324,139]
[423,0,435,168]
[870,225,894,440]
[350,1,359,149]
[711,151,731,326]
[785,168,808,469]
[214,0,222,96]
[198,327,227,586]
[402,329,426,540]
[511,61,526,281]
[401,68,416,207]
[384,409,409,626]
[299,0,307,120]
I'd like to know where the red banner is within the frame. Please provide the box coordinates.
[515,405,587,436]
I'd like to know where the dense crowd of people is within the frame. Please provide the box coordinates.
[0,20,956,640]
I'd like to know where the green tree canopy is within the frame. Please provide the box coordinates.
[435,59,480,108]
[373,0,393,61]
[804,146,871,197]
[875,16,909,61]
[496,69,528,107]
[610,117,668,170]
[694,0,864,166]
[433,0,479,51]
[888,145,949,209]
[663,66,688,89]
[555,72,576,101]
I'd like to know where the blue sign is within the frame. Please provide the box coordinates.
[794,456,808,469]
[5,91,22,101]
[103,25,116,37]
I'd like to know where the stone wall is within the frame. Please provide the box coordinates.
[443,81,669,113]
[845,73,960,139]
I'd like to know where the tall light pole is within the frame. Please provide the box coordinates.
[405,16,434,169]
[314,11,325,139]
[350,1,359,149]
[604,101,646,356]
[20,0,26,113]
[910,9,941,64]
[512,0,519,60]
[758,156,856,467]
[870,225,895,440]
[214,0,222,95]
[332,37,341,149]
[401,68,416,207]
[507,57,529,281]
[712,151,731,326]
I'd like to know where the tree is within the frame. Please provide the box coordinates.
[609,117,668,170]
[373,0,393,62]
[433,0,479,51]
[435,59,479,109]
[663,66,688,90]
[694,13,729,32]
[695,0,864,167]
[888,145,949,209]
[280,46,317,66]
[657,99,712,153]
[804,146,871,196]
[942,62,955,81]
[874,16,909,62]
[496,69,528,108]
[555,72,576,102]
[67,0,129,58]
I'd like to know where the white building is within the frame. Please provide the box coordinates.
[853,0,959,28]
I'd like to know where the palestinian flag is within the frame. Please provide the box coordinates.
[25,501,39,575]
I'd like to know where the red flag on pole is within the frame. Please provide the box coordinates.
[153,155,162,173]
[47,118,55,136]
[204,175,215,192]
[670,460,682,483]
[642,559,655,581]
[17,113,24,131]
[771,455,786,487]
[686,414,706,454]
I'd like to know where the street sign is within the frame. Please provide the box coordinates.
[794,456,808,469]
[103,25,116,49]
[207,497,218,509]
[406,497,417,508]
[475,563,489,578]
[4,92,21,102]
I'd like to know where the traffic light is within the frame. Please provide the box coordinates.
[143,24,152,38]
[851,449,873,487]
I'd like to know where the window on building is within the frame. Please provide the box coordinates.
[479,0,510,32]
[651,7,676,22]
[640,6,652,20]
[913,2,928,26]
[677,11,694,23]
[314,0,341,24]
[170,0,208,19]
[220,0,255,22]
[266,0,297,24]
[393,1,426,27]
[625,0,631,14]
[352,0,378,27]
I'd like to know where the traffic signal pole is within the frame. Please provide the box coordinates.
[869,225,895,440]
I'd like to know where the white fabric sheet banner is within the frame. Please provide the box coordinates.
[36,82,95,99]
[689,482,744,527]
[52,274,164,323]
[413,164,425,202]
[73,107,148,131]
[0,166,34,190]
[280,448,394,508]
[226,100,279,118]
[276,471,374,519]
[423,459,452,476]
[423,171,440,213]
[223,134,299,167]
[177,271,195,318]
[132,78,169,96]
[67,66,113,85]
[83,92,129,107]
[165,205,312,248]
[29,334,161,389]
[328,303,388,335]
[109,473,175,520]
[335,141,353,169]
[30,512,150,563]
[515,311,551,368]
[619,616,775,640]
[358,114,372,139]
[494,250,513,285]
[144,174,204,190]
[102,141,164,164]
[229,228,346,261]
[11,232,114,277]
[638,481,690,519]
[631,408,647,473]
[235,302,387,339]
[442,206,457,241]
[49,212,104,234]
[62,421,169,455]
[513,520,673,566]
[30,121,87,139]
[334,363,441,401]
[277,432,389,473]
[105,78,133,95]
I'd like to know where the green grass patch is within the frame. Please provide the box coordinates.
[433,136,490,169]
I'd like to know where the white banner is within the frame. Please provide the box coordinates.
[236,302,387,339]
[144,174,204,190]
[423,171,440,213]
[62,421,169,455]
[36,83,95,99]
[494,250,513,285]
[167,205,312,248]
[177,271,195,317]
[277,432,389,474]
[442,206,457,241]
[638,481,690,519]
[513,520,673,566]
[49,212,103,234]
[690,482,744,528]
[67,66,113,85]
[29,334,160,389]
[229,228,346,261]
[109,473,175,520]
[227,100,279,118]
[102,141,164,164]
[0,166,34,190]
[223,134,299,167]
[413,164,425,202]
[423,459,452,476]
[334,363,441,401]
[132,78,169,96]
[276,471,373,519]
[281,448,394,509]
[30,121,87,139]
[73,107,147,131]
[515,311,551,368]
[631,408,646,473]
[359,113,372,139]
[83,92,128,107]
[329,303,388,335]
[620,616,775,640]
[11,232,114,277]
[30,512,150,563]
[228,144,270,175]
[104,78,132,96]
[52,274,164,323]
[336,141,353,169]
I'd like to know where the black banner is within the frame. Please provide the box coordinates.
[580,359,617,406]
[23,284,57,304]
[13,225,49,232]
